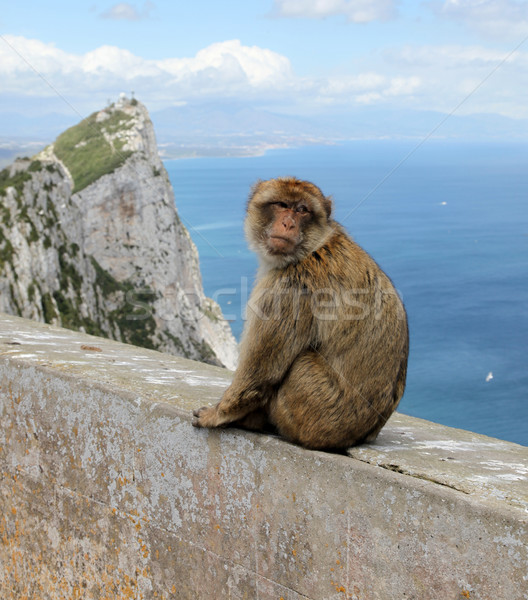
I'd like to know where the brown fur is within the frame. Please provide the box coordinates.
[192,177,409,450]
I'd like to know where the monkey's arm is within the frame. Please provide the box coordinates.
[192,286,312,428]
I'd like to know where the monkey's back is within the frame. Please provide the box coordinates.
[294,223,409,438]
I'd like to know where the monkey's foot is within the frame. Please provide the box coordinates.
[192,406,220,428]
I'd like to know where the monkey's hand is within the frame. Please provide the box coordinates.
[192,405,223,429]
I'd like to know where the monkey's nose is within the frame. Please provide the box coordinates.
[282,216,295,230]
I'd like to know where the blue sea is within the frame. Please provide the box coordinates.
[164,140,528,446]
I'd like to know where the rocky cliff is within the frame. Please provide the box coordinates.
[0,96,238,370]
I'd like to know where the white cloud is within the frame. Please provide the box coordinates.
[100,2,155,21]
[159,40,293,87]
[0,36,75,77]
[315,73,421,105]
[82,46,160,78]
[433,0,528,38]
[0,36,293,103]
[386,43,528,117]
[0,34,526,121]
[384,76,421,96]
[272,0,397,22]
[394,43,526,67]
[323,73,387,94]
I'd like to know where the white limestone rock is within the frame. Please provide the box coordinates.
[0,97,238,370]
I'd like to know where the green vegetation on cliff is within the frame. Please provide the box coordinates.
[0,166,31,205]
[54,108,134,194]
[91,257,157,349]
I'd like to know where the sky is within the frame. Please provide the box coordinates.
[1,0,528,140]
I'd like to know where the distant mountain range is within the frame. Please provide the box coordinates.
[1,102,527,165]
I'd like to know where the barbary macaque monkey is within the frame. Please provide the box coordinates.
[193,177,409,450]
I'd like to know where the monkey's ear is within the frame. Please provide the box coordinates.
[247,179,265,209]
[249,179,264,198]
[322,195,333,219]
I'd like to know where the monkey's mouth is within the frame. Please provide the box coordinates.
[268,235,296,254]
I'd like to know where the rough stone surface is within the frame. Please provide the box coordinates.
[0,97,238,370]
[0,313,526,600]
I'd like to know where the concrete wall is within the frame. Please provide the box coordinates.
[0,312,526,600]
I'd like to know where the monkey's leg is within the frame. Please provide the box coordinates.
[360,355,407,443]
[268,351,374,450]
[233,407,277,433]
[192,385,271,429]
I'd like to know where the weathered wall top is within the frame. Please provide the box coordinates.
[1,312,527,599]
[0,310,231,412]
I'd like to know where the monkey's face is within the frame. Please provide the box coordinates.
[265,201,310,255]
[245,177,333,268]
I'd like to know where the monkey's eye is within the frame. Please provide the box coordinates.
[296,205,310,214]
[271,201,288,209]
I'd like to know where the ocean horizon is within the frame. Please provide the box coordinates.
[164,139,528,446]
